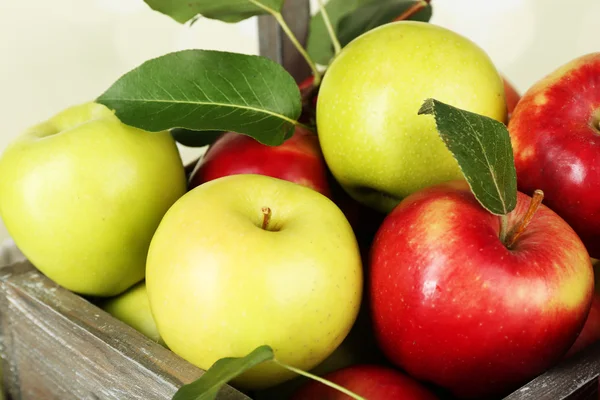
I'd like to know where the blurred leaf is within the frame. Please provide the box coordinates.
[171,129,223,148]
[307,0,374,65]
[172,346,275,400]
[418,99,517,215]
[97,50,302,146]
[307,0,432,66]
[144,0,285,24]
[338,0,432,47]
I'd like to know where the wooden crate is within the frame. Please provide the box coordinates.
[0,261,250,400]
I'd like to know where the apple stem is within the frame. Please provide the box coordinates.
[393,0,430,22]
[499,214,508,243]
[261,207,272,230]
[505,190,544,248]
[272,359,367,400]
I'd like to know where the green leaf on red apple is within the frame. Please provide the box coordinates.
[172,345,275,400]
[307,0,432,66]
[143,0,285,24]
[171,129,223,148]
[96,50,302,147]
[337,0,432,48]
[418,98,517,215]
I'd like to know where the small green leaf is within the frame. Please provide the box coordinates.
[96,50,302,146]
[144,0,285,24]
[418,99,517,215]
[173,346,275,400]
[337,0,432,48]
[171,129,223,148]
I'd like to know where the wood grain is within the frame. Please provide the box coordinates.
[503,342,600,400]
[0,261,250,400]
[257,0,312,83]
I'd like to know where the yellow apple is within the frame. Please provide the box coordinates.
[146,174,363,390]
[317,21,507,212]
[0,102,187,296]
[101,281,165,346]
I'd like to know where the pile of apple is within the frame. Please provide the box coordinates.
[1,10,600,400]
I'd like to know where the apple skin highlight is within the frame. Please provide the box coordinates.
[369,180,593,399]
[189,126,331,198]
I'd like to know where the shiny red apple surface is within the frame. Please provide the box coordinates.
[369,181,594,399]
[290,364,439,400]
[508,52,600,258]
[188,126,331,197]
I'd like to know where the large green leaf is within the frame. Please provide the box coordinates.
[418,99,517,216]
[338,0,432,47]
[172,346,275,400]
[144,0,284,24]
[96,50,302,146]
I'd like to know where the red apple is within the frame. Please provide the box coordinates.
[503,77,521,120]
[289,365,439,400]
[566,258,600,358]
[508,52,600,258]
[188,126,331,198]
[369,180,594,399]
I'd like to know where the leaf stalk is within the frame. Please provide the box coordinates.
[272,359,367,400]
[248,0,322,86]
[394,0,430,22]
[317,0,342,56]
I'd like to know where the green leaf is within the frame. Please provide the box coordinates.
[96,50,302,146]
[337,0,432,48]
[172,345,275,400]
[143,0,285,24]
[307,0,372,65]
[307,0,432,66]
[418,99,517,216]
[171,129,223,148]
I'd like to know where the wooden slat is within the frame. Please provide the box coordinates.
[0,261,250,400]
[258,0,312,82]
[504,343,600,400]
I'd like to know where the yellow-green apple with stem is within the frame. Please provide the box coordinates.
[508,52,600,259]
[145,174,363,390]
[0,102,187,296]
[100,281,165,347]
[316,21,507,213]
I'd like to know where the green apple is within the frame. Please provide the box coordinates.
[101,281,165,346]
[316,21,507,212]
[146,174,363,390]
[0,102,186,296]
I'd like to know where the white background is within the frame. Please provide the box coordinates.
[0,0,599,242]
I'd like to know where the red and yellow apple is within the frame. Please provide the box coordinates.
[566,258,600,358]
[503,77,521,120]
[508,52,600,258]
[290,365,439,400]
[188,126,330,197]
[369,181,594,399]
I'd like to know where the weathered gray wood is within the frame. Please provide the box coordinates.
[258,0,312,82]
[504,342,600,400]
[0,261,250,400]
